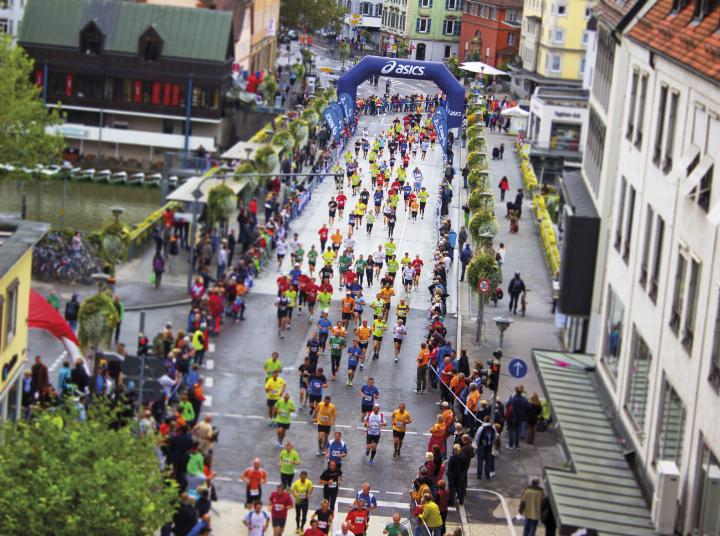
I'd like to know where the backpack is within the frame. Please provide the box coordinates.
[504,403,514,422]
[479,426,495,448]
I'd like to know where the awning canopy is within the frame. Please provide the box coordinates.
[166,175,249,204]
[501,105,530,117]
[532,350,657,536]
[221,141,275,161]
[460,61,508,77]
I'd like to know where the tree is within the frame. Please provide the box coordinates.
[0,406,177,535]
[280,0,347,34]
[0,37,63,170]
[78,290,119,352]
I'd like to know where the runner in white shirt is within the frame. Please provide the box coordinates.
[276,238,289,270]
[363,403,386,465]
[402,265,415,293]
[244,502,270,536]
[392,320,408,362]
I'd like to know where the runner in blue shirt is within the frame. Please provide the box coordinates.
[326,431,348,468]
[359,378,379,420]
[317,313,332,353]
[347,340,362,386]
[307,367,328,412]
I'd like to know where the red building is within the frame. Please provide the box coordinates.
[459,0,523,67]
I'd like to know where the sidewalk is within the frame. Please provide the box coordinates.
[458,130,566,534]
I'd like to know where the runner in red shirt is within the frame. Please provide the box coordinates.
[241,458,268,507]
[269,483,294,536]
[298,274,310,314]
[336,193,347,218]
[304,278,319,322]
[277,274,290,296]
[411,255,424,289]
[318,224,329,252]
[304,519,325,536]
[345,501,370,536]
[344,269,357,289]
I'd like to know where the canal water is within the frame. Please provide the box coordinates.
[0,179,163,230]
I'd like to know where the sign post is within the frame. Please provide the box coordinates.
[475,278,490,342]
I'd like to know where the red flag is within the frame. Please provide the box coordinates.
[28,289,80,346]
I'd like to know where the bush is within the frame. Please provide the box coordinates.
[465,124,484,140]
[301,108,320,125]
[254,145,278,173]
[468,189,495,212]
[468,169,491,190]
[271,130,295,151]
[467,136,486,153]
[289,119,310,146]
[78,291,119,352]
[234,161,256,181]
[466,247,501,291]
[312,98,328,114]
[468,208,498,241]
[466,151,488,170]
[207,184,236,225]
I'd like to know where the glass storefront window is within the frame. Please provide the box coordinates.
[655,378,685,465]
[602,286,625,378]
[625,327,651,433]
[695,443,720,535]
[550,122,581,151]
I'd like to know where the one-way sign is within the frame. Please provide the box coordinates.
[508,358,528,379]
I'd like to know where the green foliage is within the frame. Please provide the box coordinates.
[467,169,491,190]
[78,291,119,351]
[447,56,461,78]
[292,61,306,81]
[254,145,278,173]
[0,405,177,535]
[466,247,501,291]
[467,136,487,153]
[339,42,351,62]
[465,124,484,140]
[312,97,329,114]
[271,130,295,151]
[468,189,495,212]
[289,119,310,146]
[259,74,278,104]
[466,151,488,170]
[301,108,320,125]
[99,221,130,274]
[234,161,257,180]
[0,37,64,171]
[468,208,498,241]
[207,184,236,225]
[280,0,347,33]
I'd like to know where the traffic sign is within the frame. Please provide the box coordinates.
[477,278,491,294]
[508,358,528,379]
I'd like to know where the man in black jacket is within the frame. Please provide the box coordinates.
[507,272,526,315]
[506,385,529,449]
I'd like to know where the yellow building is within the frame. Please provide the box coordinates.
[513,0,595,98]
[249,0,280,74]
[0,220,48,422]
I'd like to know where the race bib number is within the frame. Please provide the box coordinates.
[250,489,260,496]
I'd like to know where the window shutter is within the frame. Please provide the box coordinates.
[445,0,449,9]
[427,18,431,32]
[416,17,420,32]
[455,21,461,35]
[428,0,433,7]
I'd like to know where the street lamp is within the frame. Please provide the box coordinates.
[110,206,125,224]
[60,161,73,229]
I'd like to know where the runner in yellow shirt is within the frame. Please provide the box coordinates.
[371,318,386,361]
[391,402,412,457]
[291,472,314,531]
[313,395,337,456]
[265,369,286,419]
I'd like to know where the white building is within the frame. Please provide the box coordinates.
[0,0,25,40]
[340,0,383,51]
[591,0,720,533]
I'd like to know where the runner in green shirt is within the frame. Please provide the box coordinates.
[387,256,400,282]
[264,352,283,379]
[384,514,410,536]
[307,246,318,276]
[371,297,385,320]
[294,246,305,265]
[274,393,296,446]
[384,239,396,262]
[338,253,352,288]
[278,441,300,487]
[317,290,332,314]
[328,335,347,380]
[418,187,429,219]
[285,287,298,328]
[355,256,367,286]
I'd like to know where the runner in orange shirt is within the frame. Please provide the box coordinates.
[340,293,355,328]
[416,342,430,393]
[354,320,372,363]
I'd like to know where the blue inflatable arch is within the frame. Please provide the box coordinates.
[337,56,465,129]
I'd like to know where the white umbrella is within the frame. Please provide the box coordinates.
[501,105,530,117]
[460,61,508,77]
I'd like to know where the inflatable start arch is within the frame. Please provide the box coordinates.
[337,56,466,129]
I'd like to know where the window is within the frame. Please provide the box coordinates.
[682,258,700,352]
[655,378,685,465]
[672,0,690,12]
[585,6,592,18]
[670,251,687,335]
[614,177,627,252]
[360,1,372,14]
[546,53,561,72]
[553,28,565,44]
[585,106,606,195]
[709,292,720,389]
[557,1,567,15]
[649,215,664,302]
[443,19,460,35]
[580,57,586,75]
[416,17,431,32]
[376,3,382,16]
[79,21,103,55]
[507,32,515,46]
[163,119,174,135]
[639,205,654,288]
[444,45,451,58]
[582,30,588,47]
[602,286,625,379]
[622,186,636,262]
[695,165,713,212]
[653,85,668,166]
[505,9,520,22]
[4,280,18,348]
[635,74,648,148]
[626,70,639,140]
[0,19,10,35]
[625,328,652,433]
[693,0,717,21]
[693,443,720,534]
[445,0,460,9]
[663,92,679,172]
[139,26,163,62]
[419,0,432,7]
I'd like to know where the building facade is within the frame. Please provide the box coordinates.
[381,0,410,56]
[341,0,383,51]
[0,0,24,40]
[19,0,235,165]
[405,0,462,62]
[590,0,720,533]
[458,0,522,67]
[249,0,279,73]
[0,220,48,422]
[512,0,595,98]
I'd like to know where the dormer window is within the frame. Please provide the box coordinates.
[80,21,103,55]
[139,25,163,62]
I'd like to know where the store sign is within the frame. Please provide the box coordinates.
[554,110,582,119]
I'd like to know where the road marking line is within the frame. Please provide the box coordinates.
[336,497,455,512]
[204,377,214,388]
[465,488,517,535]
[47,351,67,373]
[204,395,212,408]
[209,343,216,353]
[205,359,215,371]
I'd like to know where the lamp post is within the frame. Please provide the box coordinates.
[489,316,512,424]
[60,161,73,229]
[474,231,495,343]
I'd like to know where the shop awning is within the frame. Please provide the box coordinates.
[532,350,657,536]
[167,175,249,204]
[460,61,509,77]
